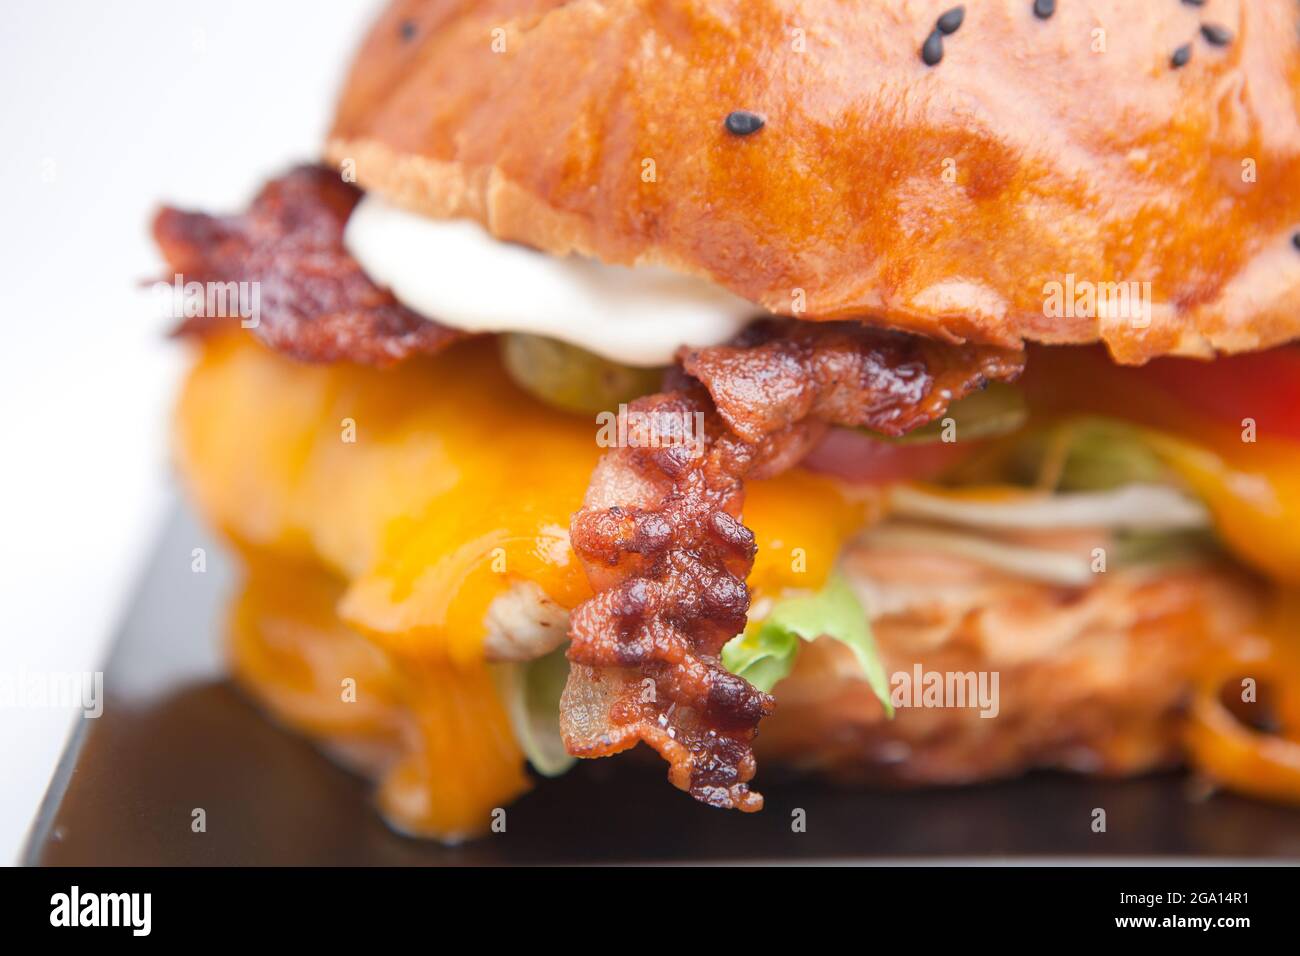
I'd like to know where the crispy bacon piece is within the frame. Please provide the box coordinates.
[153,165,463,366]
[681,320,1027,444]
[562,321,1024,810]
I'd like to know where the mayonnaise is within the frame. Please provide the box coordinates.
[344,196,758,367]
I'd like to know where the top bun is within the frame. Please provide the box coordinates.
[327,0,1300,363]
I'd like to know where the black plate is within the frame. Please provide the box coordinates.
[25,502,1300,865]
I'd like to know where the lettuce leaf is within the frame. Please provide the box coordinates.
[498,574,895,778]
[719,621,801,694]
[721,573,893,716]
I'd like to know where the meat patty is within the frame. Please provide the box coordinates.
[760,541,1266,784]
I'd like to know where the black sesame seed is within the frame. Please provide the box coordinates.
[921,29,944,66]
[1292,232,1300,252]
[1033,0,1056,20]
[399,19,417,41]
[1181,0,1206,7]
[937,6,965,35]
[1171,43,1192,68]
[724,110,765,136]
[1201,23,1233,46]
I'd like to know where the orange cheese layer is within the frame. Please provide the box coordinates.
[175,333,870,839]
[1146,430,1300,585]
[228,561,530,842]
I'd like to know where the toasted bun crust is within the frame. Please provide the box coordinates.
[327,1,1300,363]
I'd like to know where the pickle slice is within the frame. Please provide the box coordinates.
[498,333,664,415]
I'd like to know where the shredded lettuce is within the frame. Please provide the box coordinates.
[886,382,1027,444]
[492,645,575,777]
[861,523,1095,585]
[1111,528,1219,568]
[1012,417,1170,492]
[722,573,893,716]
[888,483,1209,532]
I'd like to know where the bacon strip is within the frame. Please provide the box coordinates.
[154,166,464,366]
[681,319,1026,443]
[562,321,1024,810]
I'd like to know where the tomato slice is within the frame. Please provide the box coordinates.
[801,427,975,484]
[1021,344,1300,445]
[1136,348,1300,442]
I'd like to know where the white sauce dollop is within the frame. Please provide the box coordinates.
[344,196,758,367]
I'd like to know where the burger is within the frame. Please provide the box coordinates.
[156,0,1300,842]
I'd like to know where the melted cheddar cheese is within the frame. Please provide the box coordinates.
[1147,428,1300,585]
[176,333,870,839]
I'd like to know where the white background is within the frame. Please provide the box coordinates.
[0,0,381,864]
